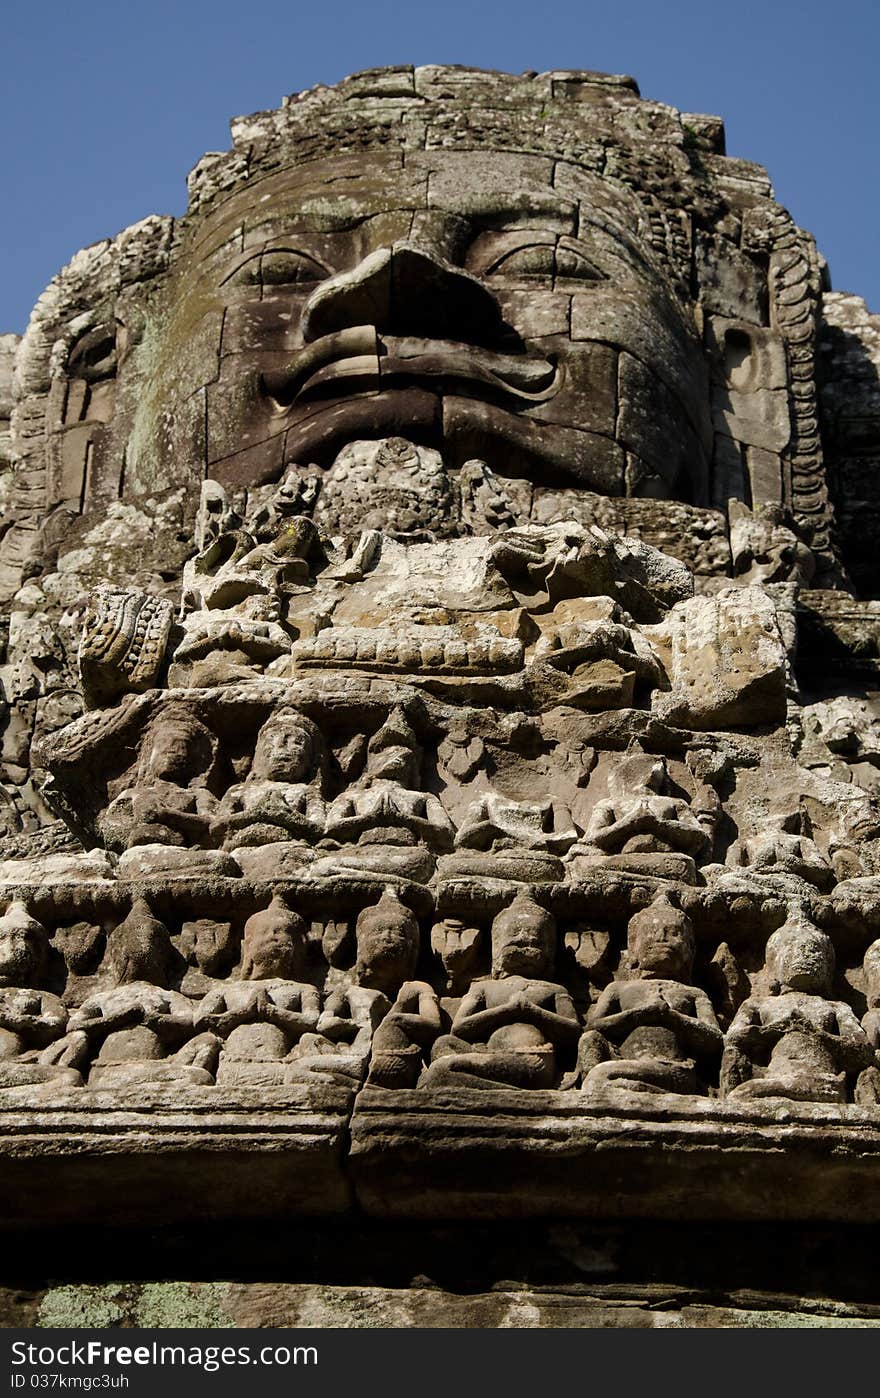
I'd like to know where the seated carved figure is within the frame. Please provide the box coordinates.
[173,488,334,686]
[65,982,217,1087]
[579,893,722,1097]
[732,810,833,891]
[210,709,325,855]
[441,736,578,883]
[855,939,880,1105]
[99,704,219,851]
[0,902,82,1089]
[419,893,579,1090]
[196,893,321,1084]
[445,791,576,884]
[289,888,423,1085]
[454,792,577,862]
[320,708,454,882]
[721,913,873,1104]
[567,746,712,883]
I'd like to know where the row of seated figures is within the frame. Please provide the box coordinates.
[0,886,878,1108]
[99,705,454,884]
[91,700,793,889]
[0,890,418,1091]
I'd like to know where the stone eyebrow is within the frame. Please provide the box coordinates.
[430,190,578,232]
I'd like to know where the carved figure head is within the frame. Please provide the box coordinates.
[313,438,455,539]
[863,939,880,1009]
[608,747,667,802]
[240,892,308,980]
[366,707,421,786]
[430,916,481,990]
[251,709,323,783]
[0,901,49,988]
[627,892,694,982]
[165,129,708,504]
[354,888,420,994]
[137,705,217,786]
[765,912,835,996]
[108,897,174,987]
[491,893,556,979]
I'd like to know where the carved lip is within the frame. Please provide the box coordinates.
[261,328,563,409]
[261,329,622,492]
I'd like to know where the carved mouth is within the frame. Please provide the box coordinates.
[261,328,563,408]
[252,328,623,493]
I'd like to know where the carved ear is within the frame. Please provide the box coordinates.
[322,919,353,968]
[334,733,367,781]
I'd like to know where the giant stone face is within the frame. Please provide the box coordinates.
[146,149,709,505]
[6,64,840,600]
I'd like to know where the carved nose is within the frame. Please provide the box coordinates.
[301,242,503,346]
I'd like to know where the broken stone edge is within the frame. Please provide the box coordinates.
[3,1085,880,1227]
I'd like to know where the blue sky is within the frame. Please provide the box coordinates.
[4,0,878,331]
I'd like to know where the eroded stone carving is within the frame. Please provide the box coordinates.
[721,912,872,1103]
[420,894,579,1090]
[579,894,722,1097]
[2,65,880,1228]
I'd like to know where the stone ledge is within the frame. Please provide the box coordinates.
[3,1086,880,1226]
[349,1088,880,1221]
[0,1086,353,1226]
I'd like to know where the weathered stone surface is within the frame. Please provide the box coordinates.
[653,587,788,729]
[3,63,880,1327]
[0,1280,864,1328]
[0,1089,354,1225]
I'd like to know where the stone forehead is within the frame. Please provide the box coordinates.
[11,64,765,421]
[184,65,737,227]
[257,709,321,739]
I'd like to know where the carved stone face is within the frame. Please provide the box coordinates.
[366,710,422,786]
[139,712,215,785]
[252,712,319,783]
[0,902,47,989]
[491,896,556,979]
[627,896,694,982]
[127,147,710,508]
[765,919,834,996]
[241,897,308,980]
[355,893,420,994]
[243,928,304,981]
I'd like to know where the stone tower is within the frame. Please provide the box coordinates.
[2,67,880,1328]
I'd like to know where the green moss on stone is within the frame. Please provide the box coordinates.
[135,1282,234,1329]
[38,1285,130,1329]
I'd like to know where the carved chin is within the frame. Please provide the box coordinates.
[281,391,624,494]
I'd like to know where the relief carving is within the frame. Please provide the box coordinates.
[2,65,880,1227]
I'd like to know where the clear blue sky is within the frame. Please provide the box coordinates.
[4,0,878,332]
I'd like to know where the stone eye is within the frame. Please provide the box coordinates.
[483,244,555,280]
[481,243,604,284]
[223,258,262,288]
[260,250,328,286]
[554,247,604,282]
[67,326,117,381]
[223,250,329,289]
